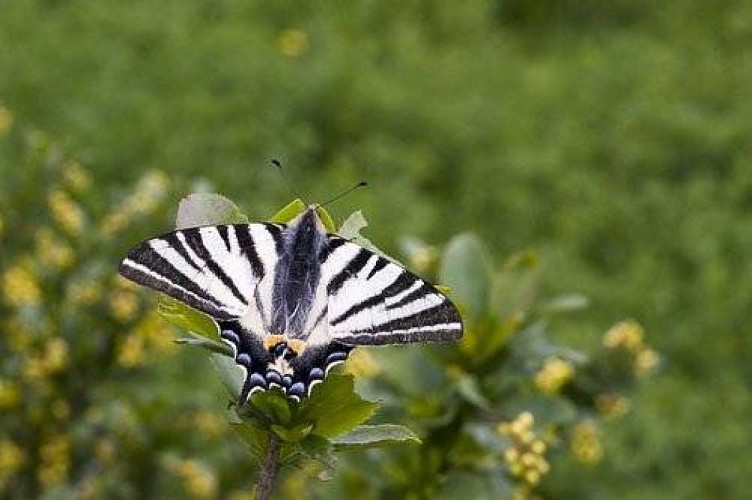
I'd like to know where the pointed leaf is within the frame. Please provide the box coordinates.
[455,376,491,410]
[246,390,292,425]
[157,295,219,339]
[270,198,306,223]
[543,294,590,314]
[300,434,337,470]
[338,210,368,239]
[331,424,420,451]
[271,422,314,443]
[174,333,233,356]
[439,233,492,319]
[175,193,248,228]
[315,206,337,232]
[232,423,269,462]
[209,353,243,400]
[294,374,379,438]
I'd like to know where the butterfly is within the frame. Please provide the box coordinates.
[119,204,463,402]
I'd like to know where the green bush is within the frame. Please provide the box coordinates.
[0,129,656,498]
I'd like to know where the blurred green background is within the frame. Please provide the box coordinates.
[1,0,751,498]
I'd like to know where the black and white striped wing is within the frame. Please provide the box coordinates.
[118,223,283,321]
[322,238,463,345]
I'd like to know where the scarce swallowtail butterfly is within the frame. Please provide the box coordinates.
[119,204,463,402]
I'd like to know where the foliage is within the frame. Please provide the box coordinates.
[145,193,657,498]
[0,122,656,499]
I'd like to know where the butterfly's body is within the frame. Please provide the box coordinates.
[120,205,462,402]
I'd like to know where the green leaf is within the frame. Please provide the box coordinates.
[232,422,269,462]
[294,374,379,438]
[491,249,541,320]
[331,424,420,451]
[157,295,219,339]
[455,375,491,410]
[174,332,233,356]
[299,434,337,470]
[315,206,337,232]
[543,293,590,314]
[271,422,314,443]
[209,353,243,400]
[175,193,248,228]
[439,233,493,319]
[338,210,368,239]
[270,198,306,223]
[245,390,292,425]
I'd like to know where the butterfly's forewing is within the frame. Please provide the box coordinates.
[119,223,283,320]
[321,237,463,346]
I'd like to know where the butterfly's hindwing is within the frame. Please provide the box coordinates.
[322,238,463,346]
[219,320,352,402]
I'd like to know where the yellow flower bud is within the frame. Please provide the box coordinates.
[533,357,574,395]
[634,348,659,375]
[2,265,42,307]
[603,320,644,352]
[278,29,309,58]
[0,104,12,136]
[109,291,139,321]
[48,190,84,235]
[0,380,20,409]
[524,469,541,486]
[503,447,520,464]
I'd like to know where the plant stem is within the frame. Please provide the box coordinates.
[255,431,281,500]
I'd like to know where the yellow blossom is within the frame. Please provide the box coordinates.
[22,357,47,382]
[100,212,128,236]
[48,190,85,235]
[409,245,439,274]
[101,170,168,236]
[0,380,20,409]
[0,439,25,478]
[570,421,603,465]
[193,412,225,438]
[0,104,12,136]
[67,281,102,306]
[38,434,70,487]
[533,357,574,395]
[278,29,309,58]
[45,338,69,373]
[109,290,139,321]
[133,311,176,354]
[169,459,217,500]
[596,393,631,419]
[61,160,92,193]
[500,412,551,487]
[603,320,644,352]
[2,265,42,307]
[117,334,145,368]
[634,348,659,375]
[35,228,75,269]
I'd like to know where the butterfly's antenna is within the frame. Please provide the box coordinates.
[320,181,369,208]
[269,158,306,203]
